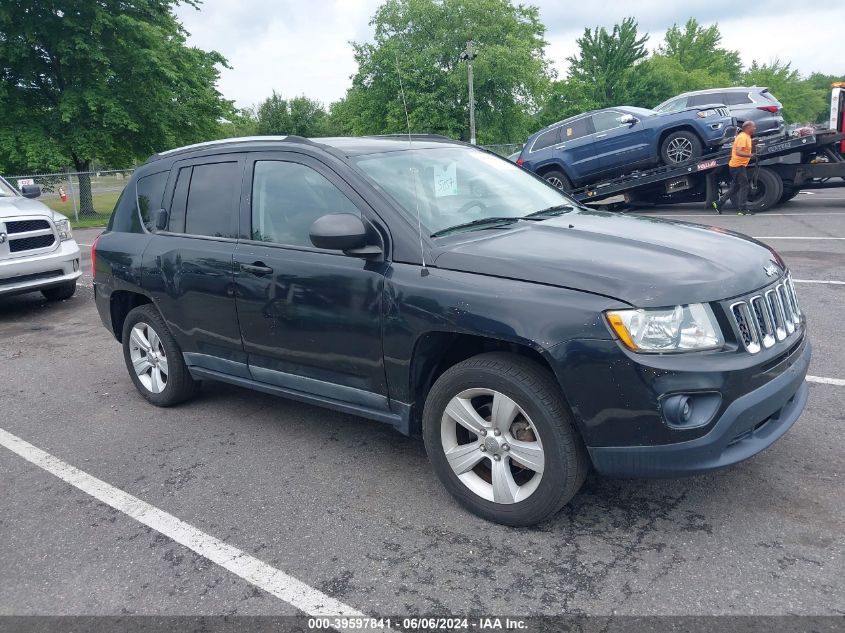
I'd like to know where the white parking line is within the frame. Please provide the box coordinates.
[807,375,845,387]
[793,279,845,285]
[0,427,364,619]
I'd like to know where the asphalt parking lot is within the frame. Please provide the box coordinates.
[1,189,843,621]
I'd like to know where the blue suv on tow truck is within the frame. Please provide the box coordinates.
[518,105,735,191]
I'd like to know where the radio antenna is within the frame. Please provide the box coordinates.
[394,48,428,275]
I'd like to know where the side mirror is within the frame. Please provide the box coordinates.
[309,213,380,256]
[154,209,168,230]
[21,185,41,199]
[619,114,637,126]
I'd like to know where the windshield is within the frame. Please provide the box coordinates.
[353,146,575,236]
[0,177,17,197]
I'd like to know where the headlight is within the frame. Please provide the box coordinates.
[606,304,724,352]
[697,109,718,118]
[55,218,73,242]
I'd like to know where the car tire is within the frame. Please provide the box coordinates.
[422,352,588,527]
[542,169,573,192]
[660,131,703,166]
[731,167,783,212]
[779,184,800,203]
[41,281,77,301]
[122,304,200,407]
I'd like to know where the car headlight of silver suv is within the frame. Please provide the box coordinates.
[55,218,73,242]
[606,304,724,352]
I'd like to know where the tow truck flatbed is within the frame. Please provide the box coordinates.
[570,130,845,210]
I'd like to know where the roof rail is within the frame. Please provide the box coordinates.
[147,135,320,162]
[366,133,456,142]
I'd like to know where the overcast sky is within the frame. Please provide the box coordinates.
[175,0,845,109]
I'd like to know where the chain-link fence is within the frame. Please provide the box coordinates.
[4,168,135,222]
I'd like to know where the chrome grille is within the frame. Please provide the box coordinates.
[716,107,730,117]
[729,276,802,354]
[1,216,57,256]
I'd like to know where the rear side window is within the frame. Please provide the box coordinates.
[561,116,593,141]
[723,92,753,106]
[109,171,167,233]
[531,128,560,152]
[183,162,240,238]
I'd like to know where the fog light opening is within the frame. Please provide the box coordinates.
[73,259,80,272]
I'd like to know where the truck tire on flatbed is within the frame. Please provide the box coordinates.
[731,167,783,212]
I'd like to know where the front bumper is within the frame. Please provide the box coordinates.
[0,240,82,296]
[587,340,811,477]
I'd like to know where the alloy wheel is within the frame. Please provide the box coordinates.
[545,176,564,189]
[666,137,694,163]
[440,388,545,504]
[129,322,169,394]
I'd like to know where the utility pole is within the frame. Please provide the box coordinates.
[460,40,477,145]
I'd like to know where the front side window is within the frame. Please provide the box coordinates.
[353,147,575,236]
[184,162,240,238]
[689,93,721,106]
[251,161,360,248]
[592,111,624,133]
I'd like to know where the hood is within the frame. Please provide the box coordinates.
[432,209,785,307]
[0,195,55,219]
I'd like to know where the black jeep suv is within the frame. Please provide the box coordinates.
[93,135,810,526]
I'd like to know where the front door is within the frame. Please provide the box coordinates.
[233,153,389,409]
[591,110,651,174]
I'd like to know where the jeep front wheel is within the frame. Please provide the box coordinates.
[660,130,703,165]
[423,352,588,526]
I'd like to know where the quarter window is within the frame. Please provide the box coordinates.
[251,161,360,248]
[136,171,168,232]
[183,162,240,238]
[723,92,753,106]
[531,128,560,152]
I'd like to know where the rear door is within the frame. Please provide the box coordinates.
[552,115,598,182]
[142,155,247,372]
[591,110,652,173]
[233,152,389,407]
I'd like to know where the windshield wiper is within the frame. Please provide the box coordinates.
[430,216,521,238]
[522,204,576,220]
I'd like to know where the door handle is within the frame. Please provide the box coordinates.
[241,262,273,276]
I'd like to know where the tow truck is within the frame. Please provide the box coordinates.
[567,82,845,212]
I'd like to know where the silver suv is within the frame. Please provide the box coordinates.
[0,176,81,300]
[655,87,785,136]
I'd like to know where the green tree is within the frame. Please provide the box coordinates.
[659,18,742,82]
[255,92,331,137]
[564,17,648,109]
[340,0,552,144]
[0,0,231,215]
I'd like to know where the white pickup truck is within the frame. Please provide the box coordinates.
[0,176,82,300]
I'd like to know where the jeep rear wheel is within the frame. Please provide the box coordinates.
[423,352,588,526]
[542,169,573,192]
[122,304,199,407]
